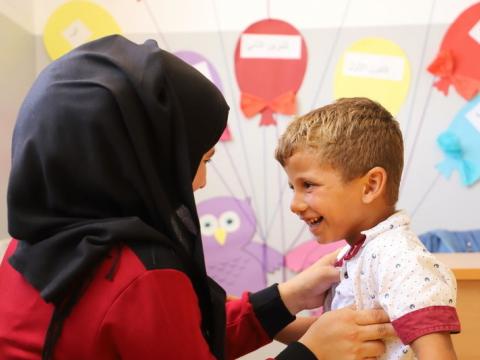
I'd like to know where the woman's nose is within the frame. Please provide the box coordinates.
[290,193,307,214]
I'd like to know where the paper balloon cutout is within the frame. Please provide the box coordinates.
[43,0,121,60]
[198,196,283,296]
[334,37,411,115]
[436,94,480,186]
[234,19,307,126]
[174,51,232,141]
[427,3,480,100]
[285,239,346,273]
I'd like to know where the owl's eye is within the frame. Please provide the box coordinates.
[219,211,240,233]
[199,214,218,236]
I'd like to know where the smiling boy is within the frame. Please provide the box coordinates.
[275,97,460,359]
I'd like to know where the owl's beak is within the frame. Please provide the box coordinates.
[214,228,227,245]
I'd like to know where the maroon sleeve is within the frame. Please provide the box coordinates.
[98,269,216,360]
[224,292,272,358]
[226,285,317,360]
[392,305,460,344]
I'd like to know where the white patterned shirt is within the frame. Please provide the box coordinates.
[324,211,460,360]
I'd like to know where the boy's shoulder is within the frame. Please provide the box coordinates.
[361,225,426,262]
[358,228,455,288]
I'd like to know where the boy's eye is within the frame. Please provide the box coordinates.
[303,182,314,189]
[288,183,294,190]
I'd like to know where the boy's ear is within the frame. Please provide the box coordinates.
[361,166,387,204]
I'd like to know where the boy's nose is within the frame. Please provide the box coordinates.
[290,195,307,214]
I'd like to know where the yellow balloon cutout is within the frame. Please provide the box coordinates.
[43,0,121,60]
[334,38,411,115]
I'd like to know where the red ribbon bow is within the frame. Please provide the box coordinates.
[427,49,480,100]
[240,91,297,126]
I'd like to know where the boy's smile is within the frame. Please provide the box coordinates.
[283,150,367,245]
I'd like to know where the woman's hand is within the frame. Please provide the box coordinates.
[278,249,341,314]
[299,307,395,360]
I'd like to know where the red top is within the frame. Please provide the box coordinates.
[0,240,315,360]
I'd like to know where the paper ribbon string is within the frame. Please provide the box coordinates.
[436,131,476,186]
[428,49,480,100]
[240,91,296,126]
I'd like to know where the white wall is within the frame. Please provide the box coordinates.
[33,0,479,34]
[0,0,34,32]
[0,1,35,239]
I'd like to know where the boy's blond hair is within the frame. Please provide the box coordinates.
[275,97,403,204]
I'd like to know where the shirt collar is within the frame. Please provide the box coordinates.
[361,210,410,242]
[336,210,410,266]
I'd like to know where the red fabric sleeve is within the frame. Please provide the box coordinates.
[98,269,274,360]
[225,293,271,359]
[98,269,216,360]
[392,305,460,344]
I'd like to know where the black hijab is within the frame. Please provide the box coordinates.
[7,35,229,358]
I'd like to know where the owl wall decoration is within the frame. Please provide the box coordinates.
[197,196,283,296]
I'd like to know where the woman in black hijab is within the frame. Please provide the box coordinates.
[0,35,394,360]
